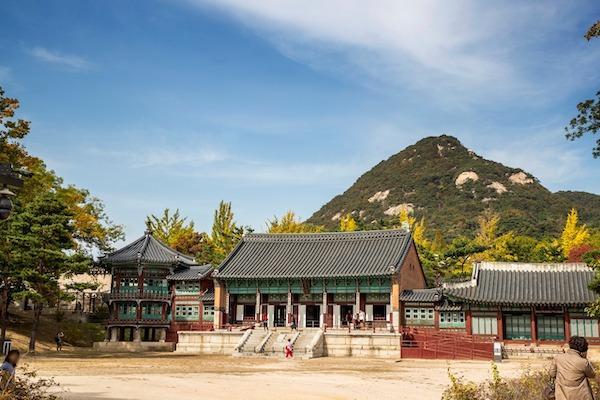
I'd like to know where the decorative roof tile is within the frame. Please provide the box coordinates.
[200,289,214,302]
[99,230,196,266]
[166,264,213,281]
[444,262,597,306]
[216,229,413,279]
[400,288,440,303]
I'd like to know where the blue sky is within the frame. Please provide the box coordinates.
[1,1,599,241]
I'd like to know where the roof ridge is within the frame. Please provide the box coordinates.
[149,233,196,261]
[245,229,409,242]
[477,261,591,272]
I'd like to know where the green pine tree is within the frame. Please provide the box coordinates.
[9,192,89,352]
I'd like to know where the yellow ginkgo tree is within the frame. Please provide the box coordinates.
[560,208,590,257]
[339,213,358,232]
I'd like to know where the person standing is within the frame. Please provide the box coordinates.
[359,309,366,329]
[284,338,294,359]
[55,331,65,352]
[550,336,596,400]
[290,315,297,331]
[0,350,20,390]
[262,316,269,331]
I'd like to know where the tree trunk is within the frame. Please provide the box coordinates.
[29,303,43,352]
[0,286,9,343]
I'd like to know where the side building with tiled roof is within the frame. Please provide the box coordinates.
[96,230,215,349]
[167,264,215,340]
[213,229,426,332]
[400,262,600,344]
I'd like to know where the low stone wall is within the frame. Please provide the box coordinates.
[323,332,401,358]
[93,341,175,353]
[176,331,244,354]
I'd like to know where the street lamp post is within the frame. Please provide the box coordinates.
[0,163,27,220]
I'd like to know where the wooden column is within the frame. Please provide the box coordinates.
[497,307,504,341]
[287,290,292,326]
[256,289,261,322]
[391,282,401,332]
[322,291,328,328]
[138,269,144,295]
[213,279,227,329]
[564,307,571,342]
[465,309,473,335]
[530,307,538,344]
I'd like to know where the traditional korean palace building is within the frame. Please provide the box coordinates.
[212,229,426,332]
[97,230,215,347]
[400,262,600,344]
[96,228,600,356]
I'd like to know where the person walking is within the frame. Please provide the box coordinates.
[262,316,269,331]
[0,350,20,390]
[55,331,65,352]
[549,336,596,400]
[284,338,294,359]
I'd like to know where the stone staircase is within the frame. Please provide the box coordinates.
[234,329,271,355]
[233,328,324,358]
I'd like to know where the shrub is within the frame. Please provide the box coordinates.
[0,366,59,400]
[443,362,600,400]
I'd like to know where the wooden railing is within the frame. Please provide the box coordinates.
[400,328,493,360]
[109,292,170,301]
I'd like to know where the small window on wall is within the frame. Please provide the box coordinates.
[404,307,434,325]
[203,305,215,322]
[175,305,199,321]
[570,319,600,338]
[504,313,531,340]
[472,316,498,335]
[440,311,466,328]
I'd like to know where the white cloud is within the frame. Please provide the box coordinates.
[97,146,228,168]
[29,46,92,70]
[95,143,362,185]
[182,1,597,106]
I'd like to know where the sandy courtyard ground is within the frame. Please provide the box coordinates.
[24,352,550,400]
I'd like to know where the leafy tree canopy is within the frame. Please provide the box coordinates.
[267,211,323,233]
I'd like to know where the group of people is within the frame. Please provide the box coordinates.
[345,310,366,330]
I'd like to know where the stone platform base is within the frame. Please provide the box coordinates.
[176,331,244,354]
[93,341,175,352]
[323,332,401,358]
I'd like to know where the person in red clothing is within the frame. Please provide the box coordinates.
[284,338,294,359]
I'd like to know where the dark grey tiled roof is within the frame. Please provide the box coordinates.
[99,231,196,266]
[216,229,413,279]
[166,264,213,281]
[401,289,440,303]
[445,262,597,306]
[200,289,214,302]
[400,289,463,310]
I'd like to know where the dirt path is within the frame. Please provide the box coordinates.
[24,352,549,400]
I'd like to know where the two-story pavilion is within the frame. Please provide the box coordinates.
[213,229,426,332]
[400,262,600,344]
[99,230,203,343]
